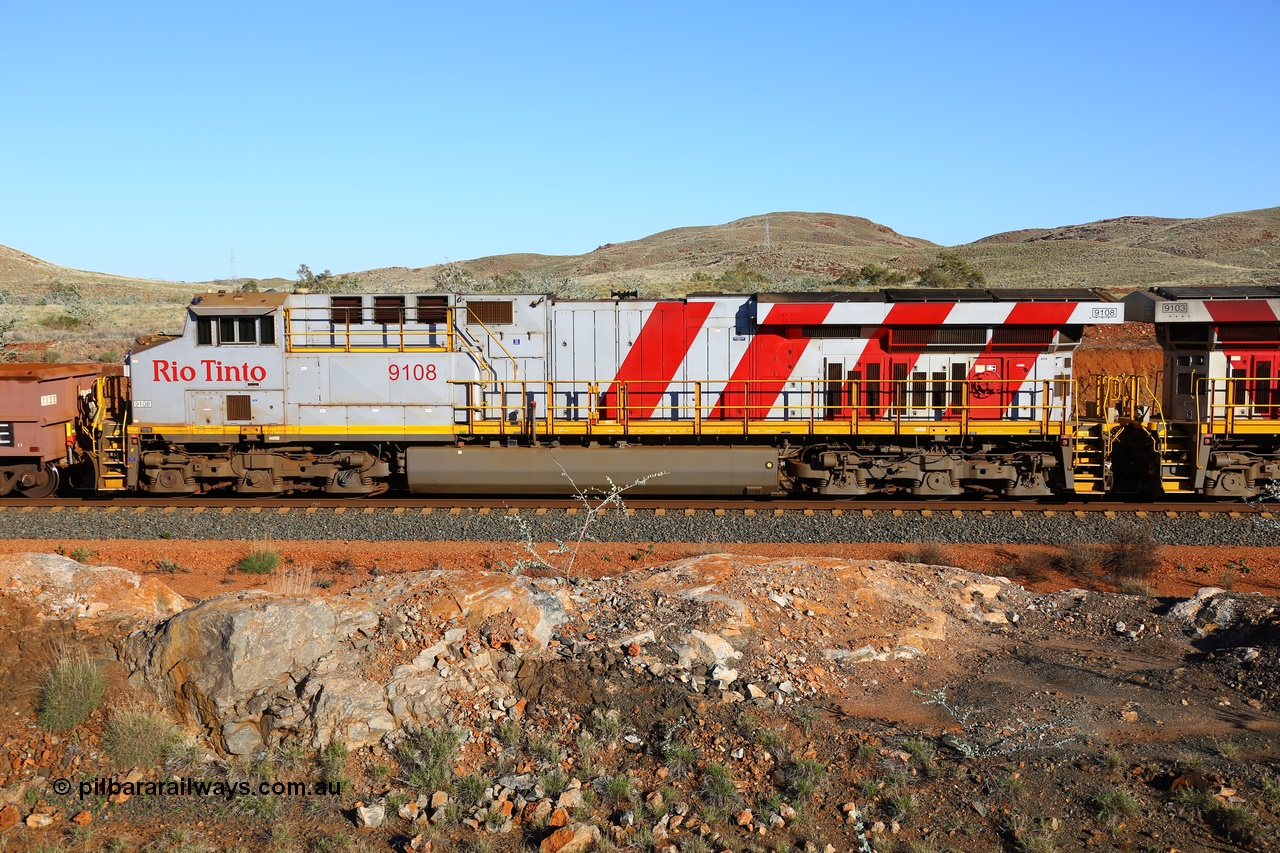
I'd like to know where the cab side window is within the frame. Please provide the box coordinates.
[195,315,278,346]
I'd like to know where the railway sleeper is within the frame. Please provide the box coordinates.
[791,448,1058,497]
[141,448,390,496]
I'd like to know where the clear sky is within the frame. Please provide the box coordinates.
[2,1,1277,283]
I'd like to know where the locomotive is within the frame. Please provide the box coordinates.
[1120,285,1280,497]
[1,285,1276,500]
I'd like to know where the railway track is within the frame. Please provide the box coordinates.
[1,494,1271,518]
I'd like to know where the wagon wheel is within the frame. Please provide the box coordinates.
[18,463,60,498]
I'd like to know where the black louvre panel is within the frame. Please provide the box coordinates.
[467,301,514,325]
[226,395,252,421]
[416,296,448,323]
[373,296,405,325]
[330,296,363,325]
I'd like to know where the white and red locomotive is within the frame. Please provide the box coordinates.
[108,287,1123,497]
[1122,285,1280,497]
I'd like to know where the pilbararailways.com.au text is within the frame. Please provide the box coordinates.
[57,777,342,800]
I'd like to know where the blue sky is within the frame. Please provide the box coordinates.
[2,1,1277,282]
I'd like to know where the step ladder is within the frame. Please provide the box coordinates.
[1158,427,1196,493]
[91,375,130,491]
[1070,422,1110,494]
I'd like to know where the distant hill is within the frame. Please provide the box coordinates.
[2,208,1277,306]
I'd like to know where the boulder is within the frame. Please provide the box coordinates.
[541,823,599,853]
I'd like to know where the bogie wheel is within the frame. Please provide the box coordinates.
[18,463,60,498]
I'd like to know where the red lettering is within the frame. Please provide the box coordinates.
[224,364,241,382]
[201,359,217,381]
[249,365,266,382]
[153,361,171,381]
[179,366,196,381]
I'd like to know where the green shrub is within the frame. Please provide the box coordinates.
[39,314,83,330]
[318,740,350,788]
[882,791,918,820]
[456,773,492,805]
[397,726,461,790]
[41,350,63,363]
[605,774,635,803]
[104,709,180,768]
[784,758,827,801]
[39,651,105,730]
[700,762,738,810]
[238,548,280,574]
[1094,789,1139,822]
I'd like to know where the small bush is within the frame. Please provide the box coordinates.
[604,774,635,803]
[1118,581,1156,597]
[1206,804,1262,845]
[104,709,180,768]
[700,762,739,810]
[269,565,313,595]
[40,314,84,330]
[1212,739,1241,761]
[397,726,461,790]
[496,718,522,746]
[882,791,918,820]
[1094,789,1139,822]
[154,557,183,574]
[590,708,623,744]
[994,549,1051,583]
[318,740,350,790]
[238,548,280,575]
[1055,541,1101,579]
[1102,522,1160,581]
[456,773,492,806]
[528,732,563,764]
[41,350,64,363]
[39,651,105,730]
[664,740,698,776]
[899,541,948,565]
[68,547,96,564]
[784,758,827,801]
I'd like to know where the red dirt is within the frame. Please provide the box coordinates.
[3,539,1275,602]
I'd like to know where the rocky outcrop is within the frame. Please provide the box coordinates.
[0,553,187,716]
[125,572,572,754]
[0,553,187,625]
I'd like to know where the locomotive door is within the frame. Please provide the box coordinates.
[552,306,617,421]
[1171,354,1208,421]
[901,354,954,421]
[1227,353,1279,421]
[1256,358,1278,420]
[968,356,1006,421]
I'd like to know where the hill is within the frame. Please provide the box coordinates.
[329,206,1280,295]
[1,207,1276,326]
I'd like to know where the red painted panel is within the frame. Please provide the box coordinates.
[1205,301,1278,324]
[963,302,1076,420]
[713,304,833,419]
[603,301,713,420]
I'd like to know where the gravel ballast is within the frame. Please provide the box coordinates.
[0,507,1272,546]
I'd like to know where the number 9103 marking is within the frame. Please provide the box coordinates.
[389,364,437,381]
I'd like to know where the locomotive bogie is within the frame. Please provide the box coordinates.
[787,441,1060,497]
[141,447,392,496]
